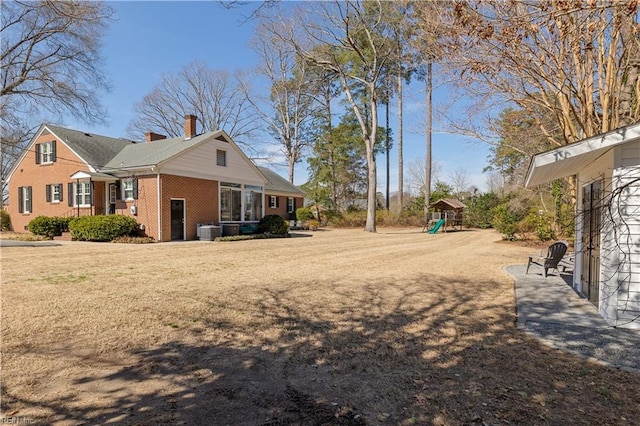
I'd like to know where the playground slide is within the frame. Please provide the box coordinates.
[428,219,445,234]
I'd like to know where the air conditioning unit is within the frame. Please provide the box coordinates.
[200,225,220,241]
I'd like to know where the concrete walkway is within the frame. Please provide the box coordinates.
[0,239,61,247]
[506,264,640,373]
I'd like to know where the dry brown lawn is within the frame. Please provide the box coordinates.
[1,228,639,425]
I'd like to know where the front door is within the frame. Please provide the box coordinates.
[108,183,117,214]
[171,199,185,240]
[581,180,603,305]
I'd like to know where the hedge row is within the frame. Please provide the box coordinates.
[27,215,138,241]
[68,215,138,242]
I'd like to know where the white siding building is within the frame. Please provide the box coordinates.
[526,123,640,329]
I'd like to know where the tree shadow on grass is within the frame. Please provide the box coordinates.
[3,275,640,425]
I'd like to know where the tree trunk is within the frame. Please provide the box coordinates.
[424,62,433,228]
[365,140,378,233]
[385,95,390,210]
[397,72,404,213]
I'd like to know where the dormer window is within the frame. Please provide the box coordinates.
[35,141,56,164]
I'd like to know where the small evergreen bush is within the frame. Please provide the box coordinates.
[296,207,314,222]
[258,214,289,235]
[28,216,71,238]
[69,215,137,241]
[1,210,12,231]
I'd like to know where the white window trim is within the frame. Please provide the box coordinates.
[219,182,264,223]
[74,182,91,207]
[287,197,294,214]
[42,142,53,164]
[123,179,134,200]
[21,187,31,214]
[269,195,277,209]
[51,184,61,203]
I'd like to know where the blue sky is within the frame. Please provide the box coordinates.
[67,1,491,193]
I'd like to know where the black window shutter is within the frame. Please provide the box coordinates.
[18,187,23,213]
[46,184,52,202]
[132,178,138,199]
[276,197,279,208]
[89,181,94,206]
[26,186,32,212]
[68,183,74,207]
[58,183,63,202]
[51,140,57,162]
[35,144,41,164]
[115,181,121,200]
[293,198,296,210]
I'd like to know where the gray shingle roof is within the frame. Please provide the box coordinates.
[46,124,135,169]
[258,166,305,196]
[44,125,303,197]
[102,132,215,170]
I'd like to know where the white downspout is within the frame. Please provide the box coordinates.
[157,172,162,241]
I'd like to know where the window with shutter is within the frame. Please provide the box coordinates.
[18,186,32,213]
[26,187,32,213]
[73,182,91,207]
[36,141,55,164]
[123,179,135,200]
[52,184,61,202]
[18,187,23,213]
[68,183,74,207]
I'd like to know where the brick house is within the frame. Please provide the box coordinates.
[6,115,305,241]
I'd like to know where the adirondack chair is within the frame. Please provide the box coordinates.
[526,241,568,278]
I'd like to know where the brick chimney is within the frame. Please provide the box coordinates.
[184,114,197,139]
[145,132,167,143]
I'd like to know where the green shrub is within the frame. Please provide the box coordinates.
[28,216,71,238]
[296,207,314,222]
[1,210,12,231]
[258,214,289,235]
[464,192,501,229]
[69,215,137,241]
[492,200,528,240]
[521,212,557,242]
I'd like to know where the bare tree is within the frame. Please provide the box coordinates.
[276,1,396,232]
[449,167,470,199]
[485,170,505,196]
[407,157,441,196]
[242,19,318,183]
[1,0,113,122]
[440,1,640,199]
[1,0,113,206]
[127,61,259,152]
